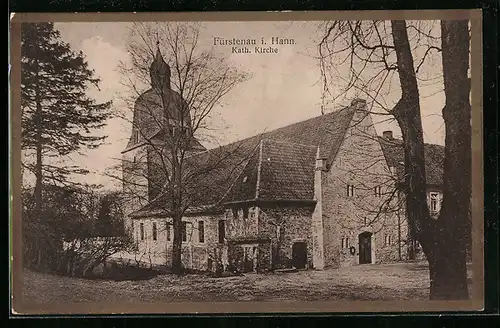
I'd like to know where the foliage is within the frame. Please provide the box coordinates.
[22,184,132,277]
[21,22,112,187]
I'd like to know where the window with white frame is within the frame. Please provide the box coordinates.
[341,237,350,248]
[429,192,440,213]
[384,234,392,246]
[198,221,205,243]
[152,222,157,241]
[132,129,139,144]
[218,220,225,243]
[140,222,145,241]
[347,184,355,197]
[166,222,171,241]
[374,186,382,197]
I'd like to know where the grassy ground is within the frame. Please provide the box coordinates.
[21,262,473,303]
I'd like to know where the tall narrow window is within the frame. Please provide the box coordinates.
[166,222,171,241]
[347,185,355,197]
[198,221,205,243]
[429,192,439,212]
[132,129,139,144]
[140,223,144,241]
[182,222,187,242]
[218,220,225,243]
[385,234,392,246]
[374,186,382,197]
[345,237,349,248]
[243,207,249,219]
[152,222,157,241]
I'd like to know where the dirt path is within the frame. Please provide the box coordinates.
[20,262,472,304]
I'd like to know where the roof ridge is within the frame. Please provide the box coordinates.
[184,106,353,159]
[260,138,319,148]
[324,107,358,167]
[255,139,264,199]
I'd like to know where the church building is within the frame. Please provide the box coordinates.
[118,47,444,273]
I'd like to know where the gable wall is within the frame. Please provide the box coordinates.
[321,109,402,268]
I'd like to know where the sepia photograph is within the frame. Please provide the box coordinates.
[10,10,483,314]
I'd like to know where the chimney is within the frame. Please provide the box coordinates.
[312,146,325,270]
[383,130,393,140]
[351,98,367,110]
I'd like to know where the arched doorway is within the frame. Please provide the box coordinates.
[358,232,373,264]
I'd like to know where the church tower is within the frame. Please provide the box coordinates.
[121,44,206,231]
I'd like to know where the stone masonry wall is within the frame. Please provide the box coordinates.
[258,205,314,269]
[321,109,402,268]
[127,214,224,271]
[224,206,259,239]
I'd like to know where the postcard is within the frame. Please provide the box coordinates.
[9,10,484,314]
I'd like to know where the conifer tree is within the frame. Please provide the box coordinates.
[21,23,112,268]
[21,22,112,219]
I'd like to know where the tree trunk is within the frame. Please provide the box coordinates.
[34,61,44,269]
[171,213,183,274]
[390,20,440,297]
[427,20,471,300]
[390,20,432,252]
[390,20,470,300]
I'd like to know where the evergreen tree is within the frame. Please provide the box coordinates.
[21,22,112,268]
[21,23,112,211]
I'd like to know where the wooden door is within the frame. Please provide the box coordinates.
[292,242,307,269]
[358,232,372,264]
[242,246,254,273]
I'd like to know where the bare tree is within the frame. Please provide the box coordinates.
[108,22,251,274]
[317,20,471,299]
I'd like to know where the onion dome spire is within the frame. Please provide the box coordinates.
[149,40,171,89]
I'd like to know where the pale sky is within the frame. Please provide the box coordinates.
[44,21,446,190]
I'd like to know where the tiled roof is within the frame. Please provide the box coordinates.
[378,137,445,186]
[222,140,317,203]
[130,106,356,217]
[130,104,446,218]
